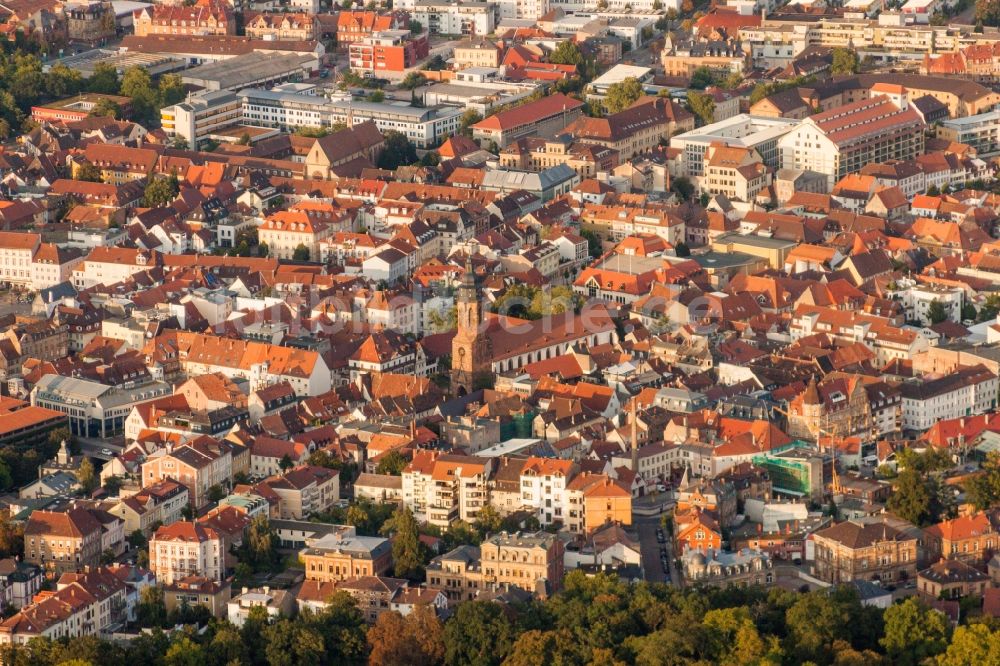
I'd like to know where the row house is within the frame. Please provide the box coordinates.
[132,0,234,38]
[0,569,127,646]
[75,144,159,185]
[142,330,332,397]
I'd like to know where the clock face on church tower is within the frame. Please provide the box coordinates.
[458,348,466,358]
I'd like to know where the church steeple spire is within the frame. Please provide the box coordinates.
[451,243,491,396]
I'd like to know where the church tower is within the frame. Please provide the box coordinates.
[451,250,491,396]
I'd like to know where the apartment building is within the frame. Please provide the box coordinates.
[700,142,771,202]
[565,473,632,534]
[410,0,494,36]
[790,304,930,368]
[132,0,234,38]
[244,12,317,41]
[779,95,925,190]
[71,246,159,290]
[812,520,918,584]
[161,89,243,150]
[565,97,694,161]
[453,37,501,69]
[112,479,190,537]
[0,231,40,288]
[402,450,492,528]
[0,569,127,646]
[670,114,799,178]
[74,143,159,184]
[258,210,335,262]
[150,521,225,585]
[900,364,999,431]
[519,457,577,528]
[336,10,403,46]
[24,508,105,575]
[300,531,392,582]
[141,438,234,509]
[499,136,619,179]
[349,30,429,75]
[31,244,85,291]
[924,513,998,565]
[142,330,332,397]
[260,466,340,520]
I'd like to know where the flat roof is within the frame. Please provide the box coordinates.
[691,251,762,270]
[591,64,653,89]
[182,52,316,90]
[596,254,664,275]
[715,232,798,249]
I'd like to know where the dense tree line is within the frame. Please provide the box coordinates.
[4,571,1000,665]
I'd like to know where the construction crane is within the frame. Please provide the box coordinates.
[769,403,849,495]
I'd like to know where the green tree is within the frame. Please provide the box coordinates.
[88,97,121,119]
[87,62,120,95]
[927,299,949,325]
[143,175,180,207]
[45,63,84,99]
[377,131,418,170]
[937,623,1000,665]
[887,468,938,526]
[163,637,204,666]
[369,90,385,103]
[137,585,167,628]
[671,175,695,201]
[474,504,503,535]
[424,54,447,71]
[0,513,24,558]
[292,244,311,262]
[580,228,603,258]
[602,77,644,114]
[444,600,516,666]
[550,41,584,67]
[157,73,186,107]
[687,90,715,125]
[258,241,270,258]
[375,450,408,475]
[977,0,1000,26]
[381,505,426,580]
[237,132,252,146]
[881,598,950,665]
[831,47,861,75]
[75,162,103,183]
[401,71,427,90]
[459,109,483,138]
[409,19,424,34]
[689,66,716,90]
[246,513,278,570]
[119,66,158,125]
[367,606,446,665]
[503,629,581,666]
[77,457,97,493]
[263,619,326,666]
[206,484,227,503]
[784,591,853,664]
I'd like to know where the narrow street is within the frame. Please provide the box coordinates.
[635,515,678,585]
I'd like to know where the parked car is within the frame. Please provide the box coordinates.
[101,448,113,456]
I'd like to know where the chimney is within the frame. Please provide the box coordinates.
[630,399,638,473]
